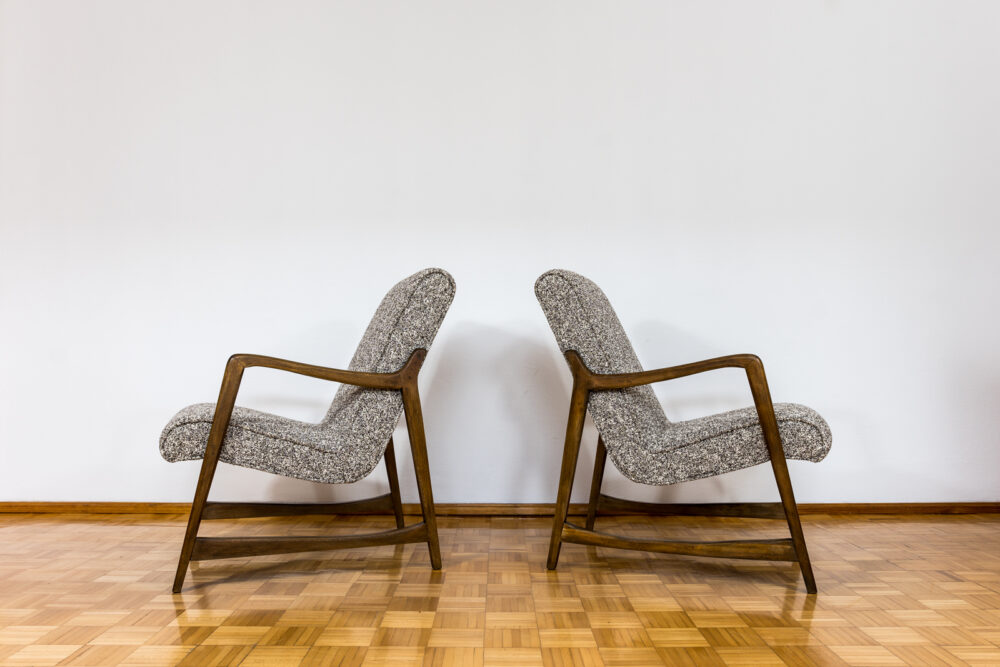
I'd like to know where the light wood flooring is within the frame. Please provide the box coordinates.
[1,512,999,666]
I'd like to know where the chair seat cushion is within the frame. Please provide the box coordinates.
[608,402,832,486]
[159,401,396,484]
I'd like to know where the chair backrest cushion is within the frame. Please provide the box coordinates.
[535,269,670,453]
[322,268,455,480]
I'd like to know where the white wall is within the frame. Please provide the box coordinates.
[2,0,998,505]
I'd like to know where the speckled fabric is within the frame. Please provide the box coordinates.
[535,269,831,486]
[159,268,456,484]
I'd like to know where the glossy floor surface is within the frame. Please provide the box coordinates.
[1,512,999,666]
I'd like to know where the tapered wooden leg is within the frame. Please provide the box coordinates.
[547,382,589,570]
[401,384,442,569]
[172,458,217,593]
[585,437,607,530]
[384,437,406,529]
[173,360,244,593]
[746,361,818,593]
[770,456,817,593]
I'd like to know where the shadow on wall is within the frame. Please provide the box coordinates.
[419,321,574,503]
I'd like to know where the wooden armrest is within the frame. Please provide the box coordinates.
[227,348,426,390]
[566,350,763,390]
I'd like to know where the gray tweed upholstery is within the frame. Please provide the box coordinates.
[159,268,455,484]
[535,269,831,486]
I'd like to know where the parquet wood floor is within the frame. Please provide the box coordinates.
[1,512,999,666]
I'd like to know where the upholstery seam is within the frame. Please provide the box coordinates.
[645,416,827,454]
[165,419,338,455]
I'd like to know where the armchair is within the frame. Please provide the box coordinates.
[160,268,455,592]
[535,269,831,592]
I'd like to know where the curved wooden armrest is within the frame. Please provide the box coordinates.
[565,350,763,390]
[197,348,428,491]
[564,348,785,483]
[228,348,426,390]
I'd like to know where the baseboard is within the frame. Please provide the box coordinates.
[1,501,998,516]
[801,503,1000,515]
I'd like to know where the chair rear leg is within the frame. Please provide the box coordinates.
[401,385,442,569]
[547,383,589,570]
[770,456,817,593]
[384,437,406,529]
[585,437,607,530]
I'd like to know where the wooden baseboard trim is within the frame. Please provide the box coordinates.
[1,501,998,516]
[801,503,1000,515]
[0,502,190,514]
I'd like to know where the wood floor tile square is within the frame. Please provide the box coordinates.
[361,646,424,665]
[2,644,82,666]
[655,646,726,666]
[646,628,709,647]
[372,626,433,647]
[88,626,161,645]
[423,646,484,666]
[381,611,436,628]
[943,646,1000,664]
[117,645,195,666]
[483,647,545,666]
[0,626,55,645]
[827,644,908,666]
[538,628,598,648]
[591,626,652,648]
[426,628,484,647]
[713,646,785,665]
[201,625,271,644]
[752,626,821,646]
[686,612,748,628]
[299,646,366,667]
[62,645,140,666]
[598,646,664,666]
[540,647,604,667]
[313,626,376,646]
[484,627,541,648]
[887,644,966,667]
[239,646,310,666]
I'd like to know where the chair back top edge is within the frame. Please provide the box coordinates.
[323,268,455,428]
[535,269,645,376]
[348,267,456,376]
[534,269,672,438]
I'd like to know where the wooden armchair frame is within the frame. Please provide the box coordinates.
[172,349,440,593]
[547,350,817,593]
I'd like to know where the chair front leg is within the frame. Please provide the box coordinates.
[173,358,245,593]
[401,384,442,569]
[745,361,817,593]
[768,447,816,593]
[585,436,607,530]
[547,381,589,570]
